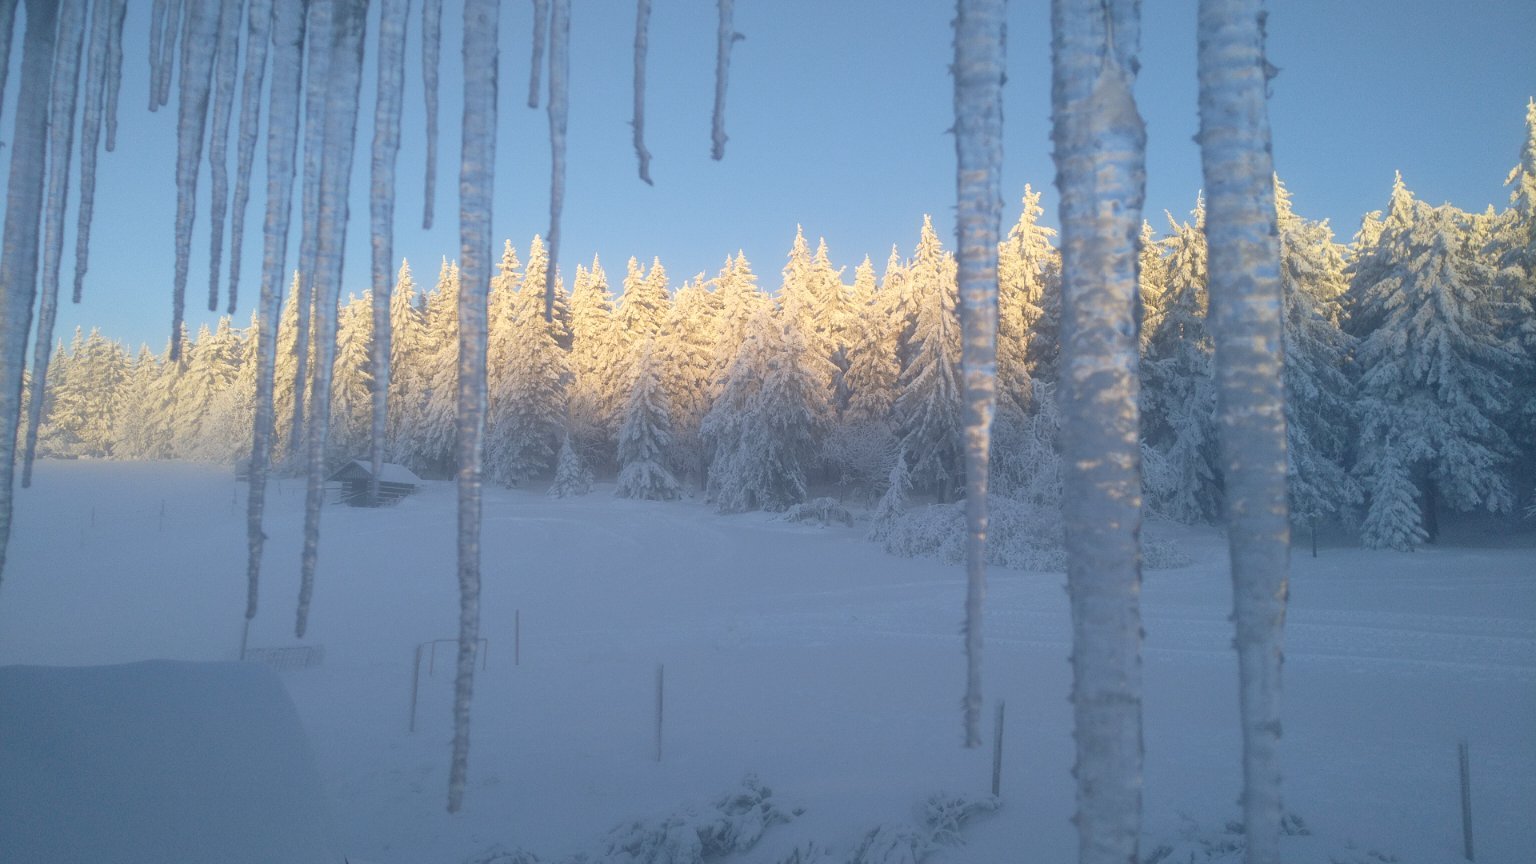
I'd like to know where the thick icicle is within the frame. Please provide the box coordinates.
[205,0,245,313]
[711,0,741,161]
[1050,0,1149,862]
[72,0,122,304]
[20,0,89,489]
[420,0,441,229]
[296,0,370,640]
[528,0,547,108]
[245,0,308,636]
[370,0,411,505]
[0,0,18,130]
[631,0,653,185]
[103,0,128,152]
[227,0,274,313]
[1197,2,1290,861]
[149,0,168,111]
[167,0,222,362]
[449,0,498,814]
[545,0,569,319]
[291,0,335,453]
[156,0,186,110]
[953,0,1005,749]
[0,0,59,585]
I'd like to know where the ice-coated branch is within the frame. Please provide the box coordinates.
[168,0,222,362]
[1050,0,1148,861]
[227,0,274,314]
[546,0,570,319]
[0,0,19,131]
[449,0,499,814]
[292,0,335,454]
[21,0,89,488]
[206,0,244,313]
[528,0,548,109]
[420,0,442,229]
[631,0,653,185]
[370,0,412,505]
[711,0,742,161]
[103,0,127,152]
[0,0,60,585]
[296,0,370,640]
[72,0,121,304]
[952,0,1005,750]
[245,0,308,627]
[1197,2,1290,862]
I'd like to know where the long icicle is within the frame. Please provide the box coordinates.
[420,0,441,229]
[545,0,569,319]
[953,0,1005,749]
[711,0,741,161]
[370,0,412,506]
[528,0,547,109]
[227,0,274,314]
[292,0,335,457]
[0,0,19,130]
[167,0,222,363]
[71,0,120,304]
[296,0,370,640]
[631,0,653,185]
[245,0,308,645]
[20,0,89,489]
[149,0,168,111]
[449,0,499,815]
[103,0,128,152]
[0,0,59,585]
[156,0,186,110]
[205,0,245,313]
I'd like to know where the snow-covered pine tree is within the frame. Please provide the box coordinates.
[658,273,717,487]
[547,431,593,497]
[867,447,911,542]
[566,256,620,467]
[485,261,570,486]
[197,316,258,463]
[708,252,767,399]
[615,340,681,500]
[386,260,430,470]
[1493,101,1536,505]
[35,334,81,458]
[841,255,900,426]
[996,185,1056,421]
[172,319,242,457]
[1350,177,1520,547]
[271,272,311,466]
[894,216,964,501]
[416,258,463,476]
[328,292,375,462]
[113,345,172,460]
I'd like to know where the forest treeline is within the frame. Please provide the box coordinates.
[31,107,1536,550]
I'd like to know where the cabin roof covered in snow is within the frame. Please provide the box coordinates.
[327,460,422,485]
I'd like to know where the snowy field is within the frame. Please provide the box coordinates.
[1,461,1533,863]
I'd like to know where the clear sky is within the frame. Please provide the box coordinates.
[9,0,1534,351]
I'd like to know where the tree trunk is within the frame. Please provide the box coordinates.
[1050,1,1148,861]
[1198,2,1291,862]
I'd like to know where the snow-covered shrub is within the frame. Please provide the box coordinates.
[548,434,593,497]
[867,453,912,543]
[881,497,1065,572]
[781,497,854,528]
[822,421,899,504]
[844,793,999,864]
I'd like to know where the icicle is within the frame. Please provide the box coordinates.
[71,0,122,304]
[167,0,222,363]
[205,0,244,313]
[370,0,412,505]
[20,0,89,489]
[103,0,127,152]
[711,0,742,161]
[227,0,274,314]
[0,0,18,129]
[295,0,370,640]
[545,0,569,320]
[156,0,186,110]
[528,0,547,108]
[953,0,1005,750]
[449,0,499,814]
[0,0,60,584]
[245,0,307,634]
[420,0,441,229]
[292,0,335,452]
[149,0,167,111]
[631,0,653,185]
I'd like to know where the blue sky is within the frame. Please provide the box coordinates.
[10,0,1535,350]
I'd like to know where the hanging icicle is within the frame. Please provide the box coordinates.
[103,0,127,153]
[292,0,335,453]
[953,0,1005,750]
[20,0,89,489]
[545,0,569,320]
[227,0,274,314]
[0,0,60,583]
[528,0,548,109]
[296,0,371,640]
[631,0,653,185]
[166,0,220,362]
[205,0,244,313]
[449,0,499,814]
[711,0,742,161]
[0,0,18,130]
[245,0,307,640]
[71,0,122,305]
[155,0,186,111]
[370,0,412,505]
[420,0,442,229]
[149,0,168,112]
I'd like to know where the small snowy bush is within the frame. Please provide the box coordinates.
[781,497,854,528]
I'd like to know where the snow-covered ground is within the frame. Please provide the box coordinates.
[1,461,1532,863]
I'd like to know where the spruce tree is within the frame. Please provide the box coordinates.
[566,257,620,466]
[386,260,429,469]
[894,217,964,501]
[842,255,900,425]
[328,293,375,461]
[615,341,681,500]
[485,265,570,486]
[548,432,593,497]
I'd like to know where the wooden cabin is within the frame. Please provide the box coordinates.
[327,460,421,506]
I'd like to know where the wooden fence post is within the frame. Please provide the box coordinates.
[991,701,1006,796]
[1459,739,1475,861]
